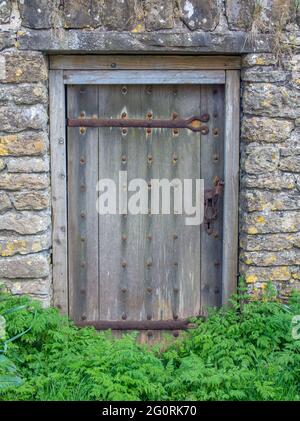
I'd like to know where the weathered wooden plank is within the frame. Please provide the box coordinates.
[124,86,148,321]
[200,85,225,311]
[67,85,99,321]
[49,70,68,314]
[98,86,124,321]
[50,55,241,70]
[150,86,175,321]
[222,70,240,304]
[63,70,225,85]
[171,85,201,319]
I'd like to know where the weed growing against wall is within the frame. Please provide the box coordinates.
[0,283,300,401]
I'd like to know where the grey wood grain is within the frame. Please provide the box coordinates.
[200,85,225,312]
[50,55,241,71]
[63,70,225,85]
[172,85,202,318]
[67,85,99,321]
[150,85,174,321]
[49,70,68,314]
[98,86,123,321]
[124,86,148,321]
[222,70,240,304]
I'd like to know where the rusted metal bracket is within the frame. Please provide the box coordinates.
[76,319,196,330]
[68,114,210,133]
[204,178,224,235]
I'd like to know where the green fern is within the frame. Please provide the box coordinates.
[0,286,300,401]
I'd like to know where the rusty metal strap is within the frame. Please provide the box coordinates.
[67,114,210,134]
[76,319,197,330]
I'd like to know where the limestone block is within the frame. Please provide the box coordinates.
[0,211,50,235]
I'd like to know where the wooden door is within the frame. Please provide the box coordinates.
[67,83,224,327]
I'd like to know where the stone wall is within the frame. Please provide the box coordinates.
[0,44,50,305]
[0,0,299,305]
[240,51,300,300]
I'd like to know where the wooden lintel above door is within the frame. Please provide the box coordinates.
[50,55,241,71]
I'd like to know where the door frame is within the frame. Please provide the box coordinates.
[49,55,240,314]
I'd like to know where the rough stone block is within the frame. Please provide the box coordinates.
[280,148,300,157]
[179,0,220,31]
[241,264,291,283]
[0,211,50,235]
[19,0,53,29]
[0,31,14,50]
[145,0,174,31]
[243,83,300,119]
[0,0,11,24]
[0,132,48,156]
[6,156,49,173]
[101,0,141,31]
[63,0,101,29]
[292,267,300,280]
[29,294,51,307]
[242,53,277,67]
[279,155,300,173]
[0,105,48,132]
[241,116,294,143]
[241,249,300,267]
[288,54,300,72]
[0,191,11,213]
[241,172,298,191]
[241,190,300,212]
[0,173,49,190]
[241,146,279,174]
[0,83,48,105]
[12,191,50,211]
[225,0,256,31]
[0,158,5,171]
[0,51,47,83]
[0,232,51,257]
[240,232,300,252]
[241,67,287,83]
[0,253,49,278]
[291,80,300,91]
[2,277,51,296]
[284,128,300,148]
[242,211,300,234]
[259,0,297,32]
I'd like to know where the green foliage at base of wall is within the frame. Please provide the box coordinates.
[0,283,300,401]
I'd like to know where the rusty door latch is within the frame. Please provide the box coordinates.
[68,114,210,134]
[204,178,224,235]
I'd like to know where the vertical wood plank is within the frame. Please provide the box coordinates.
[49,70,68,314]
[222,70,240,304]
[125,86,148,321]
[171,85,201,319]
[68,85,99,321]
[150,85,174,321]
[98,86,124,321]
[200,85,225,311]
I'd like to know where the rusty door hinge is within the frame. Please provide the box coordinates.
[68,114,210,134]
[204,178,224,235]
